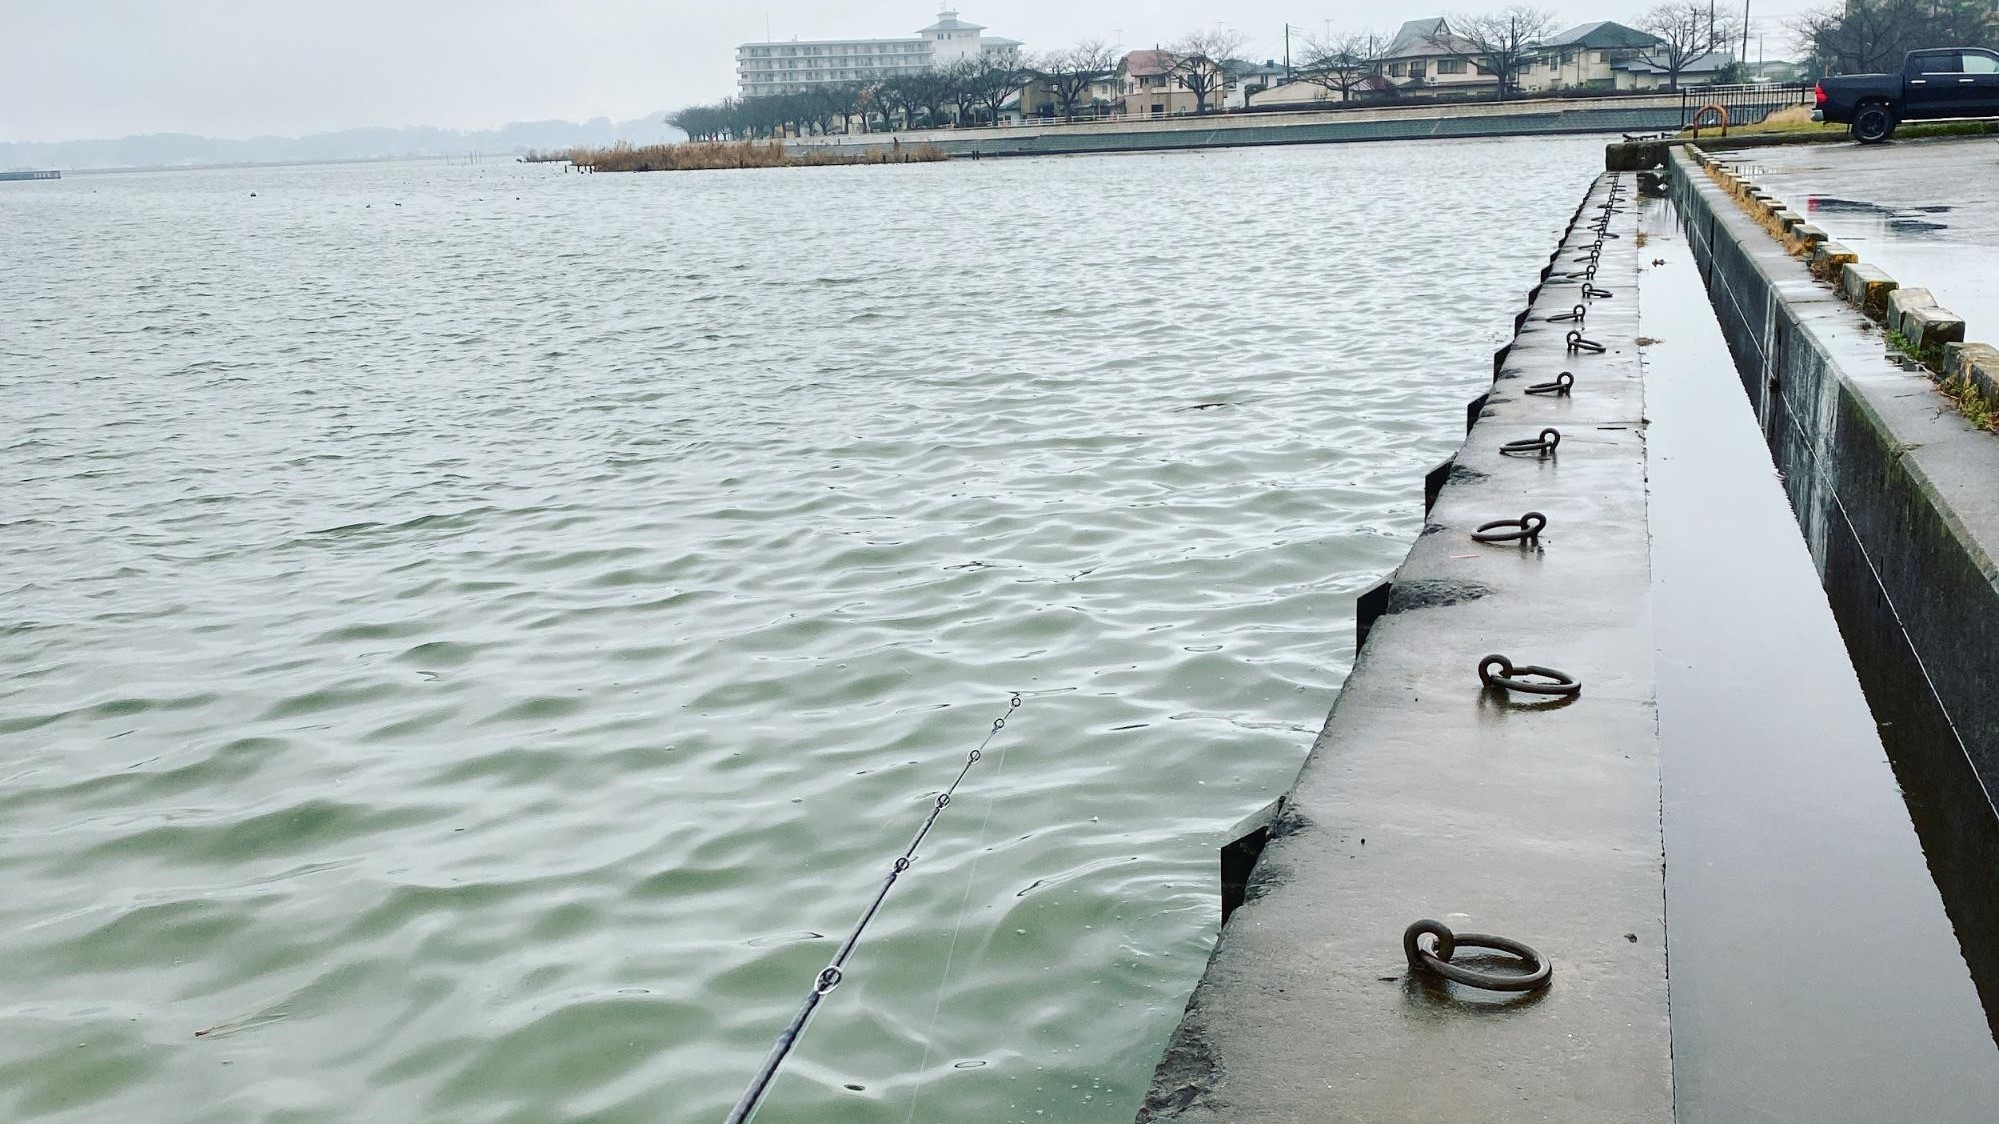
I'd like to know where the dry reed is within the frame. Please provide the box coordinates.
[570,140,947,172]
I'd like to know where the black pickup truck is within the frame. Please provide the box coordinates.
[1814,47,1999,142]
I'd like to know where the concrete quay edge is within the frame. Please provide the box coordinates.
[1134,174,1672,1123]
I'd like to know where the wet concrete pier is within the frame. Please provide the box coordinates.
[1140,175,1674,1122]
[1137,165,1999,1120]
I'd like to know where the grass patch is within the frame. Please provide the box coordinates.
[1900,120,1999,140]
[571,140,947,172]
[1688,105,1843,139]
[1886,330,1998,433]
[1939,374,1999,432]
[1682,111,1999,144]
[1887,328,1948,373]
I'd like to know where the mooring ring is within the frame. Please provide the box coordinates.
[1472,512,1547,543]
[1566,331,1606,354]
[1525,371,1574,396]
[1404,920,1552,992]
[1499,428,1560,456]
[1478,653,1581,696]
[1583,283,1614,300]
[1545,305,1586,324]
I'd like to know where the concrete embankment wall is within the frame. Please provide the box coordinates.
[1668,145,1999,1026]
[1667,146,1999,812]
[1137,174,1672,1122]
[797,100,1690,159]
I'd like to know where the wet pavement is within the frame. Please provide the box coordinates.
[1641,196,1999,1121]
[1706,136,1999,338]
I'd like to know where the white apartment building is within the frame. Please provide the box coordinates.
[736,10,1023,98]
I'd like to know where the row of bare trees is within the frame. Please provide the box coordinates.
[669,49,1041,139]
[668,27,1272,139]
[1039,29,1255,116]
[1297,4,1744,101]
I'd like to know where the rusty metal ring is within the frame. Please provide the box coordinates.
[1479,653,1581,695]
[1499,428,1560,456]
[1472,512,1547,543]
[1405,920,1552,992]
[1583,283,1614,300]
[1545,305,1586,324]
[1525,371,1574,396]
[1566,331,1606,354]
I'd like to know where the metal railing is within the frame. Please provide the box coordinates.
[1679,83,1815,129]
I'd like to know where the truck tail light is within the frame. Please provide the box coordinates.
[1814,81,1827,106]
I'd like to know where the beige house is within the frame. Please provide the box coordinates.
[1519,21,1731,93]
[1378,18,1500,98]
[1117,49,1233,117]
[1019,73,1120,120]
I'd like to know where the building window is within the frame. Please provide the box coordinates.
[1439,58,1465,74]
[1388,61,1406,77]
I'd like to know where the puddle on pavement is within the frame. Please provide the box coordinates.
[1640,196,1999,1123]
[1806,195,1954,236]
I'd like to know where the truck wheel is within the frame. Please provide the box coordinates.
[1850,103,1898,144]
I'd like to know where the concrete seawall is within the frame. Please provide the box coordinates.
[1667,146,1999,813]
[1136,174,1675,1122]
[794,100,1694,159]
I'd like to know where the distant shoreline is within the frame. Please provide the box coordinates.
[43,153,540,176]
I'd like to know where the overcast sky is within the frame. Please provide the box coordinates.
[4,0,1819,142]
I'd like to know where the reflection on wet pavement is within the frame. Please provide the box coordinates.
[1806,195,1953,236]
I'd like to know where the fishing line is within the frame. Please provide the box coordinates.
[901,693,1023,1124]
[720,693,1023,1124]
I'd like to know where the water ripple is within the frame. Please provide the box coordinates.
[0,137,1603,1123]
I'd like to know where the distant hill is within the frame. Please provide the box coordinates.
[0,114,687,171]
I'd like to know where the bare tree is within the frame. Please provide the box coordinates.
[813,82,868,135]
[896,70,950,128]
[1435,8,1559,101]
[1298,29,1389,102]
[859,81,899,132]
[1171,28,1251,113]
[1636,1,1736,90]
[973,46,1034,122]
[941,57,983,125]
[1792,0,1996,77]
[1036,40,1121,120]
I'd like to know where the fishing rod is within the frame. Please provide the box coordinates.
[721,693,1023,1124]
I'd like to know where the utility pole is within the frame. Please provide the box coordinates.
[1741,0,1751,76]
[1284,23,1292,81]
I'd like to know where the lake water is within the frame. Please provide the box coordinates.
[0,137,1605,1124]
